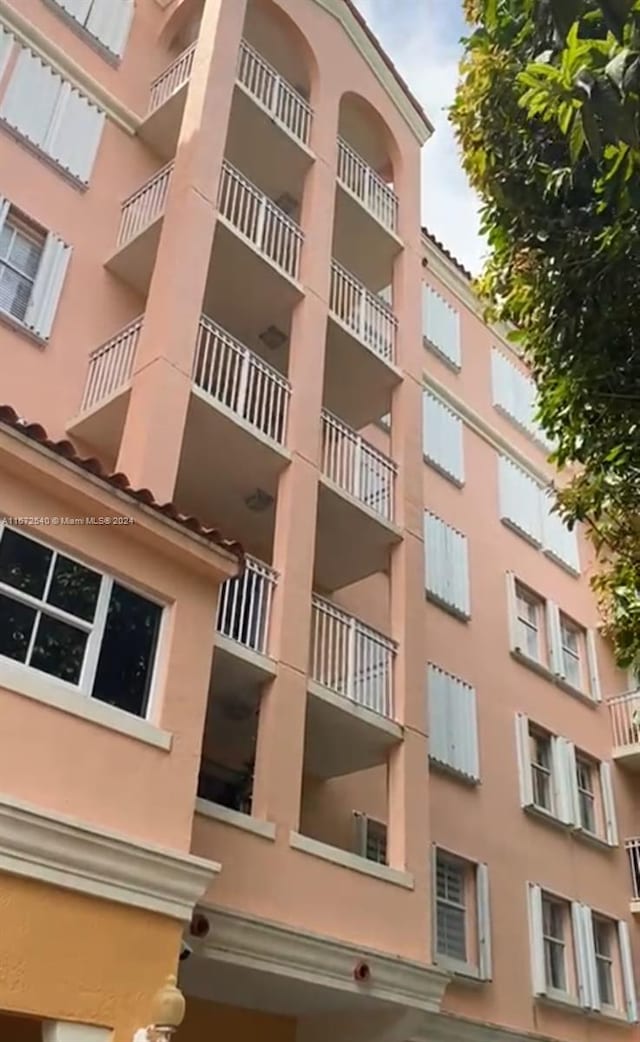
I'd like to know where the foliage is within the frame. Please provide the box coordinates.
[452,0,640,670]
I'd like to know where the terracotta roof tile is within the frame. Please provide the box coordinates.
[0,405,244,562]
[422,227,474,282]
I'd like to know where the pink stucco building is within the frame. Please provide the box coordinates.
[0,0,638,1040]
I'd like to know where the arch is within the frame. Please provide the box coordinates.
[160,0,204,50]
[338,91,399,187]
[242,0,318,100]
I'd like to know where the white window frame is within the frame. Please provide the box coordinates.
[0,209,44,323]
[559,613,582,690]
[531,730,554,814]
[575,755,597,835]
[592,916,616,1009]
[353,812,387,865]
[433,847,492,981]
[542,893,568,994]
[0,520,163,718]
[46,0,134,60]
[515,582,542,662]
[435,850,467,965]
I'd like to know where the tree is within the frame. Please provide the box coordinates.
[452,0,640,671]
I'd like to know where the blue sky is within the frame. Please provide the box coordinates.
[352,0,484,273]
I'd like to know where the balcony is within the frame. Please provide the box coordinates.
[139,43,197,160]
[305,596,401,779]
[316,410,400,591]
[212,554,277,701]
[626,839,640,914]
[334,138,402,292]
[106,162,173,294]
[69,315,290,555]
[325,261,401,429]
[608,691,640,769]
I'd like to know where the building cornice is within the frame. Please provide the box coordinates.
[414,1013,571,1042]
[197,904,449,1012]
[0,794,219,920]
[0,1,140,133]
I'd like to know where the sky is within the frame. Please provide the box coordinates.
[352,0,485,274]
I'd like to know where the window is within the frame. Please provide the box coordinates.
[0,200,70,340]
[491,347,552,448]
[529,887,637,1020]
[575,755,596,834]
[593,917,615,1007]
[434,849,492,980]
[515,583,542,661]
[0,525,162,718]
[422,390,464,484]
[49,0,134,57]
[542,895,567,992]
[422,285,461,369]
[436,853,467,962]
[424,512,470,619]
[498,456,580,572]
[515,715,619,844]
[531,730,553,812]
[0,45,105,185]
[354,813,387,865]
[428,663,480,782]
[560,614,582,690]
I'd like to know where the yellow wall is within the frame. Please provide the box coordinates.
[180,997,296,1042]
[0,873,183,1041]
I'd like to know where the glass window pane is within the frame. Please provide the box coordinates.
[91,583,161,717]
[47,555,101,622]
[0,265,31,320]
[30,615,87,684]
[437,903,466,960]
[8,230,41,278]
[0,592,36,662]
[0,529,52,598]
[0,224,11,257]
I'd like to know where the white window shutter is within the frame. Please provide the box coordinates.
[586,630,602,702]
[572,903,593,1008]
[48,87,105,184]
[550,737,574,825]
[425,513,470,618]
[528,884,546,996]
[498,456,543,545]
[541,495,581,573]
[86,0,135,57]
[1,48,62,147]
[423,390,464,484]
[505,572,519,652]
[476,863,492,980]
[515,714,533,808]
[57,0,93,18]
[546,602,563,677]
[428,665,479,781]
[599,762,619,846]
[563,740,580,827]
[0,196,9,234]
[582,906,601,1011]
[464,681,480,780]
[423,287,460,368]
[427,665,449,767]
[453,528,470,618]
[421,284,429,340]
[353,812,368,858]
[0,26,13,81]
[24,233,71,340]
[618,920,639,1022]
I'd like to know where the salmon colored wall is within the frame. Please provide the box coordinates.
[0,460,220,851]
[0,874,182,1042]
[179,996,295,1042]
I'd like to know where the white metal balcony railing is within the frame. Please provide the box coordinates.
[626,840,640,903]
[148,42,197,115]
[321,410,395,522]
[117,162,173,248]
[337,137,398,233]
[237,39,312,147]
[81,317,142,412]
[216,556,277,656]
[330,261,397,364]
[193,316,290,445]
[608,691,640,749]
[218,161,303,281]
[310,595,395,718]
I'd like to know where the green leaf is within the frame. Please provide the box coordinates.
[597,0,635,43]
[550,0,587,40]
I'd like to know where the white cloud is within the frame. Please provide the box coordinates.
[352,0,486,275]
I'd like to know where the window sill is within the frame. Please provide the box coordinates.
[429,756,480,787]
[435,956,484,983]
[539,988,581,1012]
[0,307,47,348]
[42,0,121,66]
[289,832,414,889]
[423,336,461,373]
[426,590,471,624]
[511,650,597,707]
[0,119,88,191]
[194,799,276,840]
[525,803,571,833]
[543,547,580,578]
[423,454,465,489]
[0,657,171,750]
[572,825,614,852]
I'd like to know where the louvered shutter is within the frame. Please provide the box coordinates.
[505,572,519,652]
[563,741,580,827]
[515,714,534,808]
[0,25,13,80]
[541,495,580,572]
[24,233,71,340]
[618,921,639,1022]
[599,762,619,846]
[476,863,492,980]
[528,884,546,996]
[0,196,9,235]
[582,906,601,1011]
[1,48,62,147]
[546,602,563,676]
[47,87,105,184]
[572,903,593,1008]
[424,287,460,368]
[550,738,574,825]
[423,390,464,483]
[86,0,134,57]
[452,527,470,618]
[462,679,480,780]
[498,456,543,545]
[56,0,92,19]
[428,665,449,767]
[586,630,602,702]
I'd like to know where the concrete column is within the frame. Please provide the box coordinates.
[251,84,340,830]
[116,0,247,501]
